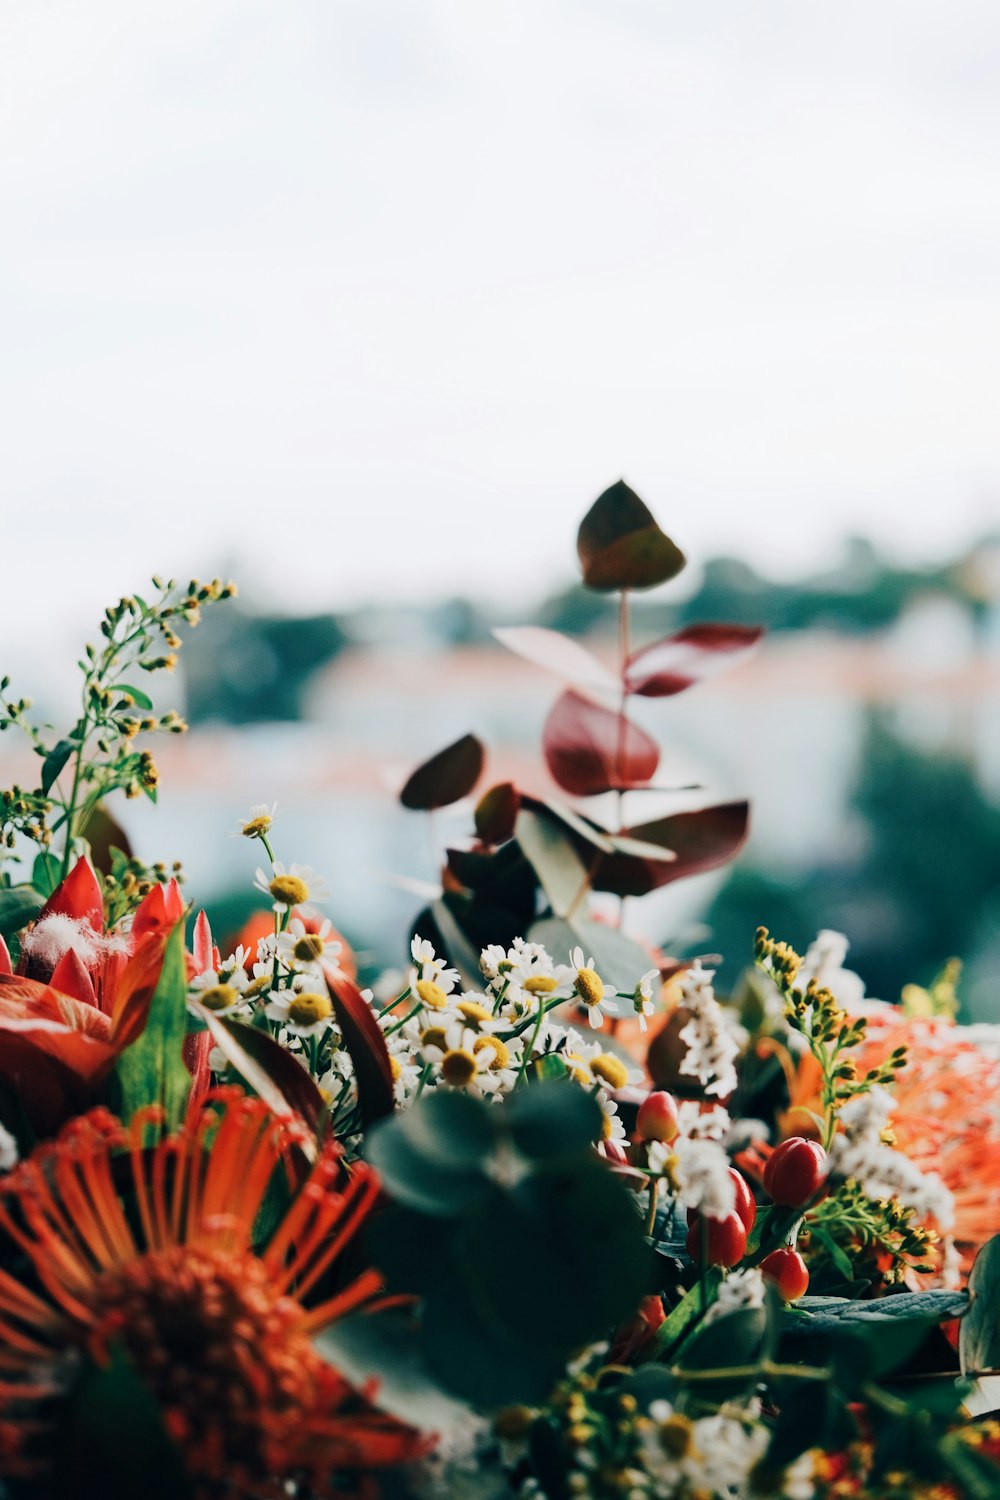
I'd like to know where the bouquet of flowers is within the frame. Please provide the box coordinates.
[1,490,999,1500]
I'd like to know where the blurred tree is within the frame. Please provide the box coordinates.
[183,603,347,723]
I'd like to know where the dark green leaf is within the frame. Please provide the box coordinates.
[40,739,74,794]
[577,480,686,592]
[474,781,520,843]
[505,1080,603,1158]
[0,883,43,935]
[31,850,63,900]
[117,683,154,711]
[52,1347,192,1500]
[400,733,485,811]
[675,1306,768,1403]
[789,1290,968,1331]
[367,1090,498,1215]
[316,1310,474,1439]
[960,1233,1000,1415]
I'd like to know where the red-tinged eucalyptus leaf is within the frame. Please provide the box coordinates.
[577,481,686,592]
[474,782,520,844]
[400,734,485,811]
[203,1013,324,1153]
[0,933,11,976]
[625,624,764,698]
[492,626,618,692]
[542,689,659,797]
[49,948,98,1008]
[39,857,103,931]
[325,967,395,1125]
[591,802,749,897]
[192,910,213,975]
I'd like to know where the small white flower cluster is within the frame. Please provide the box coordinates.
[376,936,641,1136]
[703,1267,766,1326]
[677,963,740,1100]
[647,1103,737,1219]
[633,1400,815,1500]
[829,1086,955,1228]
[797,928,867,1011]
[0,1121,18,1173]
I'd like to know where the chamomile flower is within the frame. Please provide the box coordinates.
[569,946,616,1029]
[468,1034,523,1098]
[265,989,336,1039]
[253,861,329,915]
[409,935,460,992]
[631,967,660,1032]
[233,802,277,839]
[419,1023,493,1090]
[594,1088,626,1144]
[188,964,250,1018]
[275,916,343,973]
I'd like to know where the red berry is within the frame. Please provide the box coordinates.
[762,1137,828,1208]
[637,1090,680,1144]
[685,1211,747,1268]
[760,1247,810,1301]
[729,1169,757,1232]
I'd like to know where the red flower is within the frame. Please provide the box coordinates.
[0,1089,426,1495]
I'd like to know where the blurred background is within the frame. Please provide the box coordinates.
[2,2,1000,1013]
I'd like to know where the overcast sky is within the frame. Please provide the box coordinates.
[3,0,1000,650]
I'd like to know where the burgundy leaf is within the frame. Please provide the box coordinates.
[400,733,485,811]
[626,624,764,697]
[474,782,520,844]
[325,967,395,1125]
[203,1013,325,1152]
[542,689,659,797]
[591,802,749,897]
[577,481,686,592]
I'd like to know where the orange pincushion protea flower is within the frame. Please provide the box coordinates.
[0,1089,425,1497]
[853,1004,1000,1281]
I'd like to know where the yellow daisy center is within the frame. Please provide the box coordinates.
[416,978,449,1010]
[388,1054,402,1082]
[287,993,332,1027]
[659,1415,694,1459]
[456,999,491,1024]
[574,967,604,1007]
[440,1049,477,1086]
[599,1111,615,1141]
[590,1053,629,1090]
[241,814,272,838]
[246,975,271,997]
[523,974,558,995]
[420,1026,449,1050]
[473,1035,511,1070]
[198,984,239,1012]
[270,874,310,907]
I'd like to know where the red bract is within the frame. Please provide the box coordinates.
[763,1137,829,1208]
[686,1211,747,1268]
[636,1090,680,1144]
[760,1248,810,1301]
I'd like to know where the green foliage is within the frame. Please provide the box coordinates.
[115,922,191,1129]
[367,1084,650,1408]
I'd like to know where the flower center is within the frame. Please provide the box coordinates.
[574,967,604,1007]
[591,1053,629,1090]
[523,974,558,995]
[456,999,491,1024]
[473,1035,511,1070]
[287,993,332,1027]
[270,874,310,907]
[658,1414,694,1459]
[420,1026,449,1050]
[415,978,449,1010]
[198,984,239,1012]
[293,934,326,962]
[440,1049,477,1086]
[388,1054,402,1082]
[241,814,272,838]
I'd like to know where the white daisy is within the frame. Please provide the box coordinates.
[232,802,277,839]
[253,861,329,915]
[276,916,343,973]
[631,967,660,1032]
[569,945,617,1029]
[265,987,336,1038]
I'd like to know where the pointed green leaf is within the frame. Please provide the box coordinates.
[115,920,190,1129]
